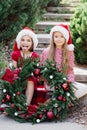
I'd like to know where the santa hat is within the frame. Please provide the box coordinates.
[50,24,74,51]
[13,27,38,51]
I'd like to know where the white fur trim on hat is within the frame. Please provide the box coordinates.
[68,44,74,51]
[50,26,69,42]
[16,29,38,50]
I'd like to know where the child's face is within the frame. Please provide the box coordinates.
[20,35,33,52]
[53,31,66,48]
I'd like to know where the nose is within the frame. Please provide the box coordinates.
[56,37,61,41]
[23,40,27,44]
[58,36,61,39]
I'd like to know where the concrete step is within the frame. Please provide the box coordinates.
[74,66,87,83]
[43,13,73,21]
[35,34,51,53]
[37,34,50,44]
[46,6,76,13]
[79,93,87,105]
[59,2,80,7]
[35,21,70,32]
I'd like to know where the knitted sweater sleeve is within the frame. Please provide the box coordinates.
[40,49,48,64]
[67,51,75,82]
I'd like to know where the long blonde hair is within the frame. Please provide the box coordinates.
[47,35,69,74]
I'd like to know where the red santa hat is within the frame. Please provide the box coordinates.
[50,24,74,51]
[13,27,38,51]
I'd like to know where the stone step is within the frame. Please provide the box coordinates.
[46,0,81,13]
[37,34,50,44]
[59,2,80,7]
[46,6,76,13]
[35,21,70,32]
[79,93,87,105]
[74,66,87,83]
[43,13,73,21]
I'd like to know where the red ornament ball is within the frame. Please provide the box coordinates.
[67,80,71,84]
[34,68,40,76]
[43,109,47,113]
[57,95,63,101]
[55,86,59,90]
[11,103,15,108]
[56,115,59,119]
[1,99,5,103]
[39,114,43,119]
[6,94,11,101]
[18,107,22,111]
[63,97,66,102]
[16,91,21,95]
[47,111,54,120]
[62,83,68,91]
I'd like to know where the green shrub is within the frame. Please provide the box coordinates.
[0,52,8,72]
[0,0,40,44]
[70,3,87,65]
[0,0,61,47]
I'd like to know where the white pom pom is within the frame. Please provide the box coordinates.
[37,63,39,66]
[13,93,16,96]
[36,119,40,123]
[44,67,47,70]
[49,75,53,79]
[68,44,74,51]
[14,112,18,116]
[67,92,70,96]
[31,73,34,76]
[3,89,7,93]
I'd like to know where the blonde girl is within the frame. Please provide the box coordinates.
[41,24,87,98]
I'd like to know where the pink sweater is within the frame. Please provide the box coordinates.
[40,48,75,82]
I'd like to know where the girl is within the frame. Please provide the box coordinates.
[11,27,39,106]
[40,24,87,99]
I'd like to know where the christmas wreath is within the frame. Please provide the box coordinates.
[0,58,77,124]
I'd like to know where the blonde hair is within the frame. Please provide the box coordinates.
[47,35,69,74]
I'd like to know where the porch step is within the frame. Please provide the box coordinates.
[74,66,87,83]
[59,2,80,7]
[37,34,50,44]
[79,94,87,105]
[46,6,76,13]
[35,21,70,33]
[43,13,73,21]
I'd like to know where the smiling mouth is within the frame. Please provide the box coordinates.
[22,46,29,48]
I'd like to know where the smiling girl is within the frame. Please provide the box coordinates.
[40,24,87,98]
[11,27,39,106]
